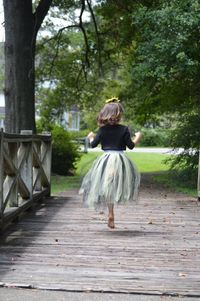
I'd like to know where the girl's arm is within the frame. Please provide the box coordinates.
[132,132,142,145]
[88,130,101,148]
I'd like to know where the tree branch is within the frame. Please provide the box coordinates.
[34,0,53,36]
[40,25,80,46]
[40,23,88,84]
[48,30,62,79]
[37,1,92,84]
[79,0,90,69]
[86,0,102,75]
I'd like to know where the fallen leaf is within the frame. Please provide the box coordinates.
[178,272,187,277]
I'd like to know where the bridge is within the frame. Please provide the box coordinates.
[0,132,200,298]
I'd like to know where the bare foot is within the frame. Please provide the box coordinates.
[108,216,115,229]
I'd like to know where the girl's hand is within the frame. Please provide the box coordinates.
[87,131,95,142]
[132,131,142,144]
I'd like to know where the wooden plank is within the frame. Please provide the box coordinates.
[0,175,200,296]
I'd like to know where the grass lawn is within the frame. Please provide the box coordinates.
[51,152,170,194]
[153,172,197,197]
[126,152,170,173]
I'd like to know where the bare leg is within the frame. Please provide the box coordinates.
[108,204,115,229]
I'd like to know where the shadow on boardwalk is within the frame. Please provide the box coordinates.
[0,173,200,297]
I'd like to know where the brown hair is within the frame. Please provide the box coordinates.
[97,102,124,126]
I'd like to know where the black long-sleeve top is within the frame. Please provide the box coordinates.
[90,124,135,151]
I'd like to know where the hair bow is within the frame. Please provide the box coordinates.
[105,97,120,104]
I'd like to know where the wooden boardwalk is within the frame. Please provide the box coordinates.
[0,174,200,297]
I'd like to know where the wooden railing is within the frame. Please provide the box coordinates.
[0,130,52,230]
[198,151,200,201]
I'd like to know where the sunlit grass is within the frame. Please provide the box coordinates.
[51,151,170,193]
[126,152,170,173]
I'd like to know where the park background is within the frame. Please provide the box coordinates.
[1,2,200,299]
[0,0,200,197]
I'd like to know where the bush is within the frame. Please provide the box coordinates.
[69,129,89,140]
[51,126,80,175]
[139,128,170,147]
[166,110,200,181]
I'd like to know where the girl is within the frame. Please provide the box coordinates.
[79,97,142,229]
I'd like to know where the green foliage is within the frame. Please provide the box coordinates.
[130,0,200,118]
[34,0,200,178]
[36,1,154,123]
[170,111,200,150]
[166,110,200,173]
[120,0,200,177]
[51,125,80,175]
[69,129,89,139]
[36,27,106,124]
[139,128,170,147]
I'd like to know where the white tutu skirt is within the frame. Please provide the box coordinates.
[79,151,140,209]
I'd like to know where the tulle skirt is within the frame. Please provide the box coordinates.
[79,151,140,209]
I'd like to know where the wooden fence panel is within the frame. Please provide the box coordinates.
[0,130,51,229]
[198,151,200,201]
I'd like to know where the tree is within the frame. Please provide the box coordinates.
[128,0,200,120]
[125,0,200,173]
[35,0,160,131]
[3,0,52,133]
[34,3,105,130]
[3,0,108,133]
[2,0,166,134]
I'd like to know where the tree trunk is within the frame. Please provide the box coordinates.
[3,0,36,133]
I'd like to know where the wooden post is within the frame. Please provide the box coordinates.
[41,132,52,196]
[7,142,18,207]
[198,150,200,202]
[33,140,42,192]
[84,137,89,153]
[20,130,33,202]
[18,141,32,203]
